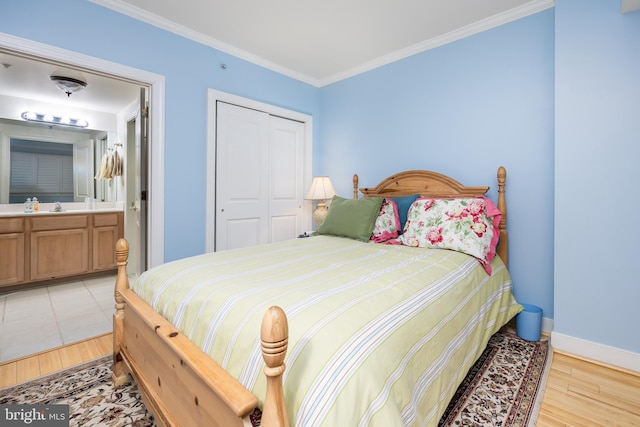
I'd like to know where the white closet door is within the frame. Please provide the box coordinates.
[216,102,270,250]
[269,116,304,243]
[216,102,305,251]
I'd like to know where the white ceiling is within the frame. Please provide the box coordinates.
[0,52,141,116]
[0,0,554,122]
[93,0,554,86]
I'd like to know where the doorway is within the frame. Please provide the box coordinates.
[0,33,165,270]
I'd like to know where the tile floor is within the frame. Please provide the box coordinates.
[0,274,117,363]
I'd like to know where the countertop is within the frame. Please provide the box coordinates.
[0,208,123,217]
[0,202,125,217]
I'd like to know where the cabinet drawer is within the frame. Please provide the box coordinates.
[30,229,90,280]
[0,218,24,233]
[30,215,88,231]
[94,213,119,227]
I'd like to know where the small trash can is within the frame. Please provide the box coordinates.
[516,303,542,341]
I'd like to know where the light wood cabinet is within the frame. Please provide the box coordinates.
[0,211,123,289]
[0,218,25,286]
[30,214,90,281]
[93,213,121,271]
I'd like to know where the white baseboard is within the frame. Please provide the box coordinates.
[541,317,554,335]
[551,331,640,373]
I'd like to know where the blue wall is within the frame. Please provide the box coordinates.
[1,1,556,320]
[555,0,640,353]
[319,10,556,319]
[4,0,638,357]
[1,0,320,262]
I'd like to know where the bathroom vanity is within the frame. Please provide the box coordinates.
[0,209,123,288]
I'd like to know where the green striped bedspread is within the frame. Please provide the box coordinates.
[132,235,522,426]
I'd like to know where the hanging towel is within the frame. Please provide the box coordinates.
[114,149,122,177]
[95,152,109,180]
[104,149,114,179]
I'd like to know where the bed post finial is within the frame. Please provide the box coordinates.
[113,238,130,386]
[496,167,508,267]
[261,306,290,427]
[353,174,359,199]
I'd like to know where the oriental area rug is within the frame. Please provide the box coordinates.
[0,331,550,427]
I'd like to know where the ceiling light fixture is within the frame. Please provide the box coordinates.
[21,111,89,128]
[50,75,87,97]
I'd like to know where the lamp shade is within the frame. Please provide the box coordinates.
[305,176,336,200]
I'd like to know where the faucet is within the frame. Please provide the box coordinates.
[53,202,63,212]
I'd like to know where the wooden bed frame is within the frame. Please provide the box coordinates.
[112,166,508,427]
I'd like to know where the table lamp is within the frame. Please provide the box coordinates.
[305,176,336,226]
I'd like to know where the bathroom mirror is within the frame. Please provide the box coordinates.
[0,118,121,204]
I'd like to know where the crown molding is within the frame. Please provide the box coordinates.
[91,0,554,88]
[319,0,554,86]
[89,0,322,87]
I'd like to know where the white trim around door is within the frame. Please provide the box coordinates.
[0,32,166,268]
[206,89,313,253]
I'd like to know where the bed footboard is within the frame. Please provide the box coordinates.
[112,239,290,427]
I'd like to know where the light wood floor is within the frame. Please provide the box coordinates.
[0,333,112,388]
[538,351,640,427]
[1,334,639,426]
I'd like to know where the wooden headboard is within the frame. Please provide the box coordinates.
[352,166,509,267]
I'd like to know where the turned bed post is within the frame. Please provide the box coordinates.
[260,306,290,427]
[496,166,508,268]
[112,238,130,386]
[353,174,359,199]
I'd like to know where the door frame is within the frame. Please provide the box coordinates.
[0,33,165,269]
[206,89,313,253]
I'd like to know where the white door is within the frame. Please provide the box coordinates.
[269,116,304,243]
[216,102,304,251]
[216,102,269,250]
[125,88,148,275]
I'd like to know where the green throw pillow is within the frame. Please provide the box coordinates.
[316,195,384,242]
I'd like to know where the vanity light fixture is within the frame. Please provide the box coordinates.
[50,75,87,97]
[21,111,89,128]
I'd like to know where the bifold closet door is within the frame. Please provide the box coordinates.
[216,102,304,251]
[268,115,305,243]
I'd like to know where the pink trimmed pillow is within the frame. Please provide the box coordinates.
[398,197,501,274]
[371,199,401,243]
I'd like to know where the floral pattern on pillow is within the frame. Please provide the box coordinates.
[398,197,501,274]
[371,199,401,243]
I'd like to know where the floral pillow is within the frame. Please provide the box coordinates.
[398,197,501,274]
[371,199,401,243]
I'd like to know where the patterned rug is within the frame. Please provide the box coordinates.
[0,330,550,427]
[438,330,551,427]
